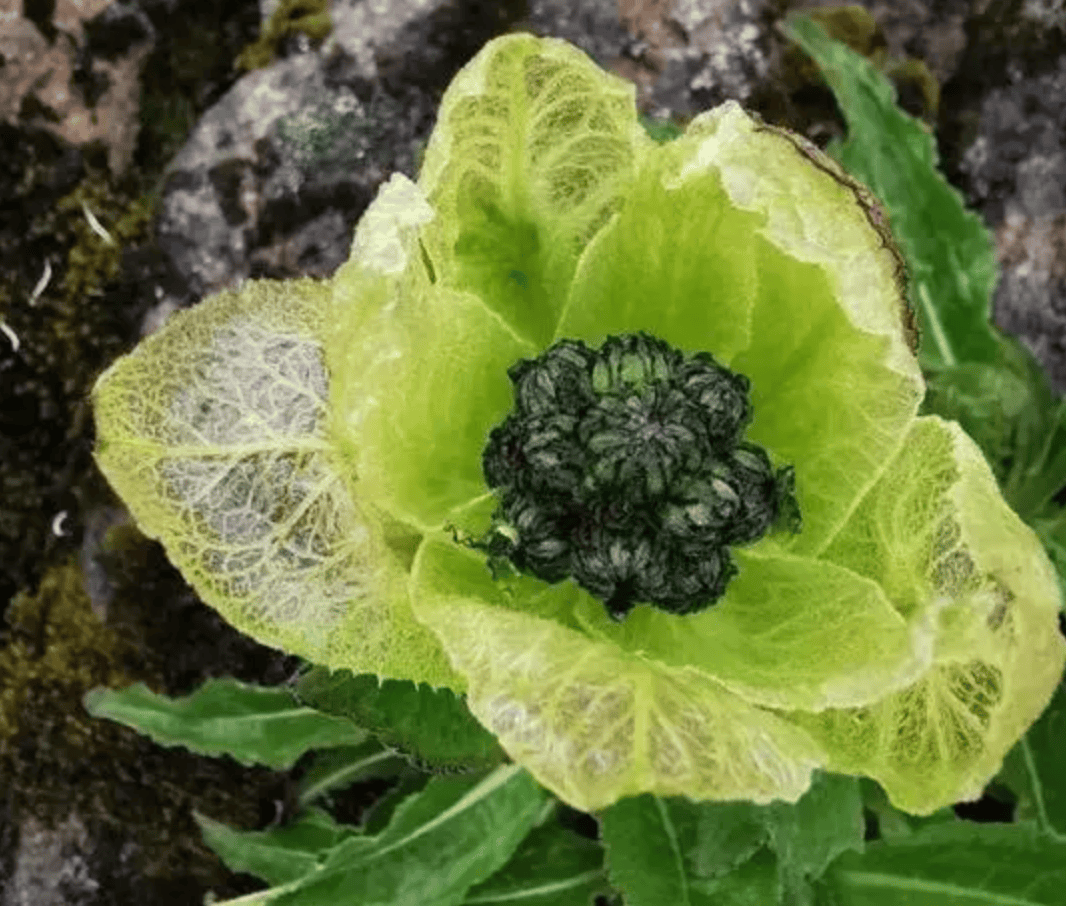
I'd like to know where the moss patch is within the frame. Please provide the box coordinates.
[236,0,333,72]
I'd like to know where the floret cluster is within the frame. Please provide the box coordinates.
[477,332,801,619]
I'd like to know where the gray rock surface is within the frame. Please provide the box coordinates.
[961,55,1066,393]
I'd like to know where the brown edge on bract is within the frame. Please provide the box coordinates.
[746,113,920,358]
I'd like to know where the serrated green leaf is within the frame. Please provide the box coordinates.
[600,775,861,906]
[999,680,1066,838]
[780,14,1002,372]
[691,801,769,879]
[82,677,366,769]
[692,847,781,906]
[203,765,546,906]
[295,740,410,808]
[763,772,864,901]
[601,794,707,906]
[920,352,1032,488]
[289,766,545,906]
[823,821,1066,905]
[295,667,507,773]
[195,806,365,887]
[360,770,433,837]
[462,816,612,905]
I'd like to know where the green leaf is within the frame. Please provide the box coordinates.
[999,679,1066,838]
[919,342,1034,490]
[694,847,781,906]
[690,801,769,879]
[920,332,1066,527]
[761,772,864,903]
[639,113,685,144]
[294,741,410,808]
[292,766,545,906]
[199,764,546,906]
[360,769,433,836]
[780,14,1002,372]
[998,381,1066,531]
[462,814,612,905]
[294,667,507,774]
[196,806,365,888]
[599,773,862,906]
[82,677,366,769]
[858,778,957,842]
[600,795,704,906]
[822,821,1066,905]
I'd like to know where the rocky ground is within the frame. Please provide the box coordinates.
[0,0,1064,903]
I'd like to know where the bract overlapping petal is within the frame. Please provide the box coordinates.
[411,536,826,813]
[416,32,654,351]
[791,416,1066,813]
[92,274,462,690]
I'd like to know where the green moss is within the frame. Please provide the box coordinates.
[0,126,151,604]
[0,551,289,894]
[0,558,143,821]
[0,560,133,743]
[53,172,155,304]
[236,0,333,72]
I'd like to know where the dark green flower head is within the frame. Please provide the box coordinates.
[469,332,801,621]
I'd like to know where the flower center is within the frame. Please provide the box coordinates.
[460,332,800,621]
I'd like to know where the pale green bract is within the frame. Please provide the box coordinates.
[92,33,1066,816]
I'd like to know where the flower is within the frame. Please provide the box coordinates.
[93,33,1066,816]
[460,329,802,620]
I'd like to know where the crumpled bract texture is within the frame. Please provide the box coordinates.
[93,33,1065,815]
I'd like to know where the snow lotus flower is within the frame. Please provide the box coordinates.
[92,33,1065,816]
